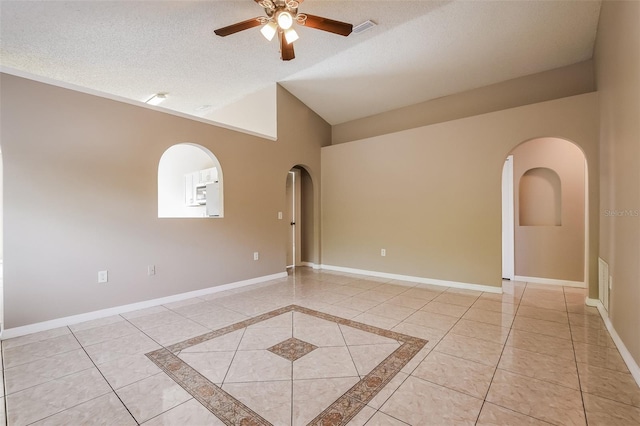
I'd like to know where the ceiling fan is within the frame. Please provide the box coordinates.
[214,0,353,61]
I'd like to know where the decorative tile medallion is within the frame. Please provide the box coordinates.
[146,305,427,426]
[267,337,318,362]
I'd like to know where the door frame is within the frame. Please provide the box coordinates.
[501,155,515,280]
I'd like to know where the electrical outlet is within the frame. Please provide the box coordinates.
[98,270,108,283]
[148,265,156,276]
[381,248,386,257]
[254,252,259,261]
[278,211,283,220]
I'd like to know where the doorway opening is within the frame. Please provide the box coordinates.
[286,166,314,269]
[502,137,588,287]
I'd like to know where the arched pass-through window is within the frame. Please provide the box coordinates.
[158,143,224,218]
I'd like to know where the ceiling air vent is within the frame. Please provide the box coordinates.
[353,20,377,35]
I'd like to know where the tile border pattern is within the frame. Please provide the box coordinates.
[146,304,427,426]
[268,337,318,362]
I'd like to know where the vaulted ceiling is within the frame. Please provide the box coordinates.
[0,1,602,137]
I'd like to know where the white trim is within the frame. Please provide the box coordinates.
[300,262,321,270]
[320,264,502,294]
[585,297,599,307]
[0,66,277,141]
[514,275,585,288]
[1,272,287,340]
[593,300,640,387]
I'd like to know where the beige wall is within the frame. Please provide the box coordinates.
[332,60,595,145]
[512,138,586,282]
[0,74,330,328]
[322,93,599,289]
[595,1,640,365]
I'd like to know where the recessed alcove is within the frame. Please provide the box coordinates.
[519,167,562,226]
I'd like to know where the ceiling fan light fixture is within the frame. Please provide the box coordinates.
[260,21,278,41]
[284,28,299,44]
[276,11,294,30]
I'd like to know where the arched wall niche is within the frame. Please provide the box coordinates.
[519,167,562,226]
[158,143,224,218]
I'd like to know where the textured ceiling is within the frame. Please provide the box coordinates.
[0,0,602,132]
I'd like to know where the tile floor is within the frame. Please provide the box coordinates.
[2,267,640,425]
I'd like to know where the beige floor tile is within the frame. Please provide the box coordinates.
[120,305,169,320]
[511,316,571,340]
[392,322,446,346]
[223,380,291,425]
[3,334,81,369]
[293,377,360,426]
[0,397,5,425]
[366,303,416,321]
[142,399,226,425]
[4,348,94,394]
[237,326,293,350]
[374,284,411,296]
[573,341,629,372]
[72,321,140,346]
[357,290,395,303]
[450,319,510,344]
[386,294,429,310]
[181,329,244,353]
[348,279,385,290]
[400,287,441,301]
[486,369,585,425]
[476,402,551,425]
[403,310,459,331]
[6,368,112,426]
[334,296,381,312]
[413,351,495,398]
[351,312,400,330]
[420,300,469,317]
[161,296,204,310]
[462,307,514,327]
[143,318,210,346]
[225,349,291,383]
[471,299,517,315]
[340,324,399,346]
[583,392,640,425]
[1,327,71,350]
[366,371,409,409]
[435,333,504,366]
[317,304,362,319]
[179,351,235,384]
[498,346,579,390]
[571,324,616,347]
[189,307,250,329]
[84,331,160,365]
[568,312,607,330]
[432,292,478,308]
[380,375,483,425]
[124,309,183,330]
[516,305,569,324]
[566,302,600,316]
[349,343,400,376]
[479,292,521,305]
[364,411,410,425]
[506,329,575,360]
[519,297,567,312]
[577,362,640,407]
[68,315,126,332]
[167,300,222,318]
[293,346,359,380]
[332,285,367,297]
[293,323,345,347]
[346,404,377,425]
[30,393,136,426]
[116,373,192,423]
[97,353,162,389]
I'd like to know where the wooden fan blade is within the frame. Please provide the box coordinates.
[302,14,352,36]
[214,18,262,37]
[281,34,295,61]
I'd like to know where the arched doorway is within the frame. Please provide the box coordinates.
[286,166,314,269]
[502,137,588,287]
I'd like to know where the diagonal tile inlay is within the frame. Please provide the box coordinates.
[268,337,318,362]
[146,304,427,426]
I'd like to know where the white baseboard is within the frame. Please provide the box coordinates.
[320,264,502,294]
[300,262,321,270]
[1,271,287,340]
[593,300,640,387]
[585,297,599,307]
[514,275,585,288]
